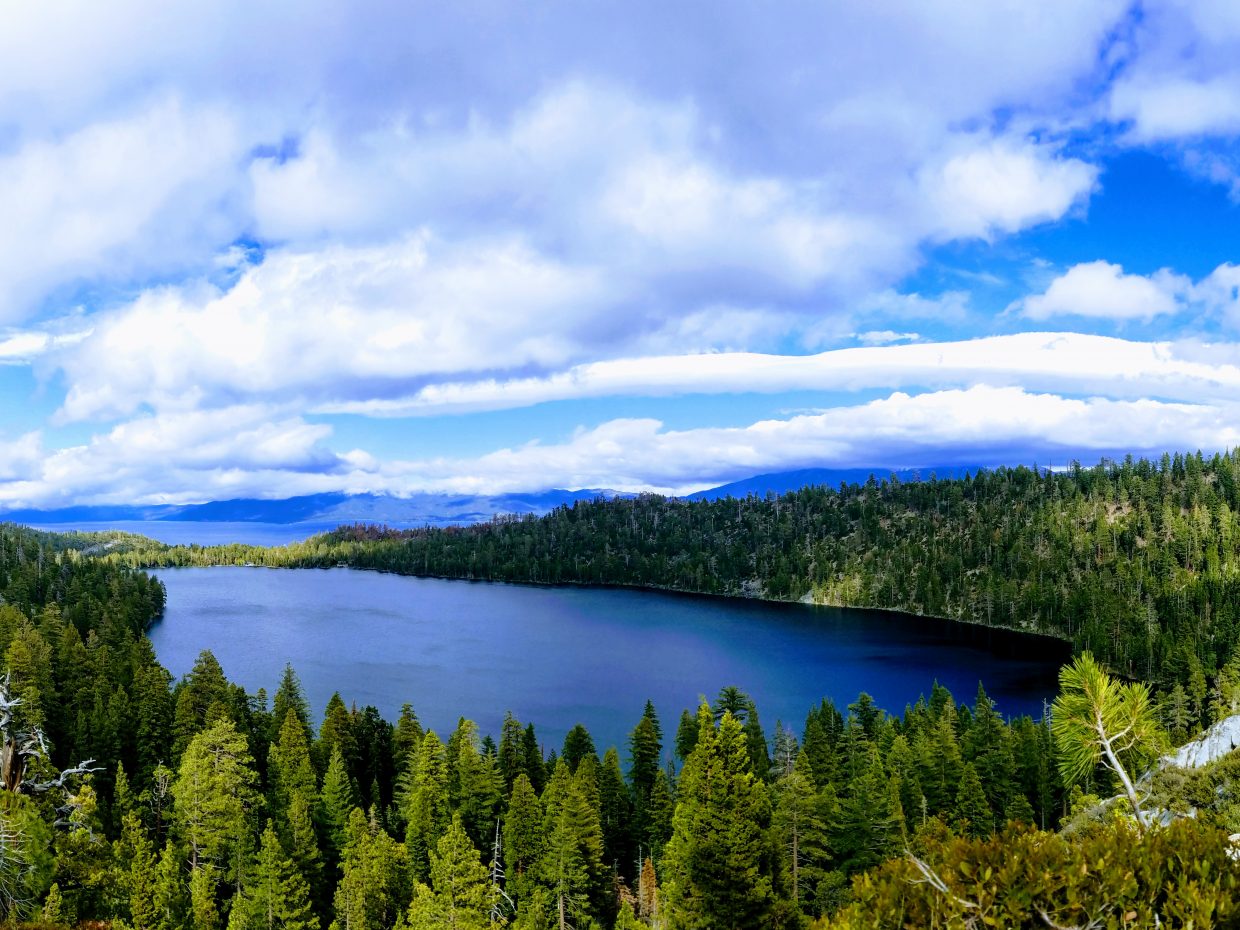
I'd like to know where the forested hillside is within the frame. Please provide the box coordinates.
[120,451,1240,687]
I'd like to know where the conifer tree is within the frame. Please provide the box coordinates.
[172,718,260,886]
[772,750,829,910]
[393,704,424,777]
[663,705,773,930]
[953,762,993,839]
[404,731,450,880]
[561,724,597,773]
[228,821,317,930]
[331,808,412,930]
[320,745,357,866]
[406,814,496,930]
[269,708,317,819]
[271,665,312,744]
[521,724,545,794]
[599,747,634,873]
[153,841,188,930]
[498,711,527,792]
[504,773,543,884]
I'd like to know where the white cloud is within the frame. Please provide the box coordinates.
[0,406,351,508]
[922,139,1098,240]
[7,386,1235,506]
[56,234,614,421]
[317,332,1240,418]
[0,99,250,322]
[364,386,1240,495]
[1015,261,1190,321]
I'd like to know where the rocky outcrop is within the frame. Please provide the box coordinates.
[1162,715,1240,771]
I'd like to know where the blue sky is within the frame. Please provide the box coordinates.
[2,1,1240,506]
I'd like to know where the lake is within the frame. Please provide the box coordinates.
[149,567,1070,753]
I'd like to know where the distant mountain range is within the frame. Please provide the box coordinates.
[2,466,980,528]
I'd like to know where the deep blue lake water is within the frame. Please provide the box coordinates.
[149,567,1069,753]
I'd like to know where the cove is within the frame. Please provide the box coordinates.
[149,566,1070,752]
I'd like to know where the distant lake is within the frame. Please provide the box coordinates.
[31,521,341,547]
[150,567,1069,753]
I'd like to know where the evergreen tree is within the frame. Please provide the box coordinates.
[320,745,357,866]
[405,730,450,880]
[561,724,597,773]
[172,718,260,885]
[498,711,527,792]
[331,808,412,930]
[772,750,829,911]
[663,706,773,929]
[406,814,496,930]
[953,762,993,839]
[228,821,316,930]
[269,708,317,819]
[521,724,545,794]
[599,747,634,874]
[271,665,312,744]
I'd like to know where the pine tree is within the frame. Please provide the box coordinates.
[954,762,993,839]
[393,704,424,777]
[153,840,188,930]
[662,705,773,929]
[332,808,412,930]
[405,730,450,880]
[269,708,317,818]
[271,664,312,744]
[561,724,597,773]
[172,718,260,885]
[772,750,829,910]
[674,709,699,763]
[614,899,644,930]
[599,747,634,874]
[229,821,317,930]
[452,719,502,850]
[498,711,527,793]
[317,693,357,778]
[521,724,545,794]
[406,815,496,930]
[320,745,357,866]
[504,773,543,881]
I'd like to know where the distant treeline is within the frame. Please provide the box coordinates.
[114,451,1240,687]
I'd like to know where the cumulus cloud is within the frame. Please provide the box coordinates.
[1015,261,1189,321]
[922,139,1098,240]
[1012,261,1240,324]
[0,407,352,508]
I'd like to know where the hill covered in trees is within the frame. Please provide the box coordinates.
[117,451,1240,689]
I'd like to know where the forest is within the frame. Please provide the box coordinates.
[4,449,1240,927]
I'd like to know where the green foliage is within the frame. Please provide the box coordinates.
[820,819,1240,929]
[1051,653,1162,825]
[405,815,496,930]
[663,706,774,930]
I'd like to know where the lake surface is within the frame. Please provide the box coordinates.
[150,567,1069,753]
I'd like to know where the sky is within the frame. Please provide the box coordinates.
[2,1,1240,507]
